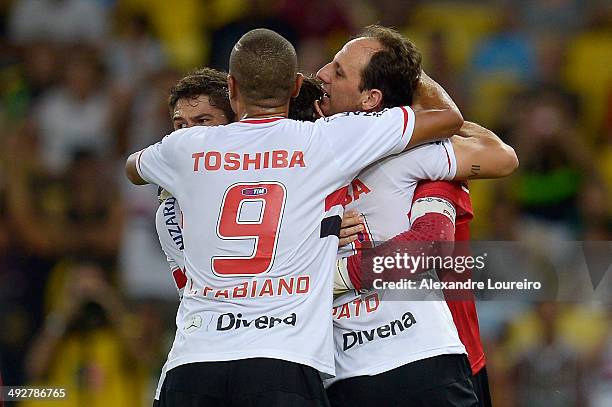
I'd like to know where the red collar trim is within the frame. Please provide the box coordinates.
[239,117,284,124]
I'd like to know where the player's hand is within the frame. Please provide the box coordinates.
[339,210,364,247]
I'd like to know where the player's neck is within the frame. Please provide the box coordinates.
[238,104,290,120]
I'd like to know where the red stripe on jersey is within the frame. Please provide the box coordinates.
[400,106,409,137]
[347,254,363,291]
[325,185,350,211]
[240,117,284,124]
[414,180,485,374]
[442,142,452,175]
[173,268,187,289]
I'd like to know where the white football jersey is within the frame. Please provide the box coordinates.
[328,140,467,385]
[136,107,420,377]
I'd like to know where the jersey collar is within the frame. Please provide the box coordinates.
[239,117,285,124]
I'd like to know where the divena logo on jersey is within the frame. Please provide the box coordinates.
[342,311,417,351]
[216,312,297,331]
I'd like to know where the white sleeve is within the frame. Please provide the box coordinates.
[402,138,457,181]
[166,256,182,273]
[315,106,415,177]
[136,129,189,195]
[155,199,186,286]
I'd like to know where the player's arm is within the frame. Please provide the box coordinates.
[126,129,183,193]
[126,151,148,185]
[155,201,187,299]
[335,193,457,293]
[452,121,519,179]
[406,71,464,149]
[319,75,462,177]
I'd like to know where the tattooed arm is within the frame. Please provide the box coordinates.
[452,121,518,179]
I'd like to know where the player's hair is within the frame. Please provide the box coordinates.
[356,25,422,108]
[229,28,298,108]
[289,76,324,122]
[168,67,235,121]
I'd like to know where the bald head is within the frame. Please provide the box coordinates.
[229,29,298,108]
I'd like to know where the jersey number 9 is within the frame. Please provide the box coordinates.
[213,182,286,276]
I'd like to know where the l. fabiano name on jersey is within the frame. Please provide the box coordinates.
[184,274,311,299]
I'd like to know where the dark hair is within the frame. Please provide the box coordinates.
[229,28,297,108]
[289,76,324,122]
[168,67,234,121]
[356,25,422,108]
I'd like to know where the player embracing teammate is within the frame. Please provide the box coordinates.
[127,27,472,407]
[318,27,518,406]
[127,26,517,407]
[315,25,515,407]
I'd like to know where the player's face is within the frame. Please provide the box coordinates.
[316,38,383,116]
[172,95,230,130]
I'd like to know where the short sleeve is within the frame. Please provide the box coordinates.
[315,106,415,177]
[155,198,186,272]
[403,138,457,182]
[137,131,183,194]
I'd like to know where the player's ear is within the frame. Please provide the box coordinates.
[361,88,383,111]
[227,74,237,100]
[292,73,304,98]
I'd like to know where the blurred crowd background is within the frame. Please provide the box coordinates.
[0,0,611,406]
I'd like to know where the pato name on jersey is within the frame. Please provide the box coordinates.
[332,293,380,320]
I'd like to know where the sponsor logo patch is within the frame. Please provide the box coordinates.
[242,187,267,196]
[216,312,296,331]
[342,312,417,351]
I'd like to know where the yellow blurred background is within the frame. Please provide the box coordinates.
[0,1,611,406]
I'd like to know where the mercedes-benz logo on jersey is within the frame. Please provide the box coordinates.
[242,187,267,196]
[184,314,203,332]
